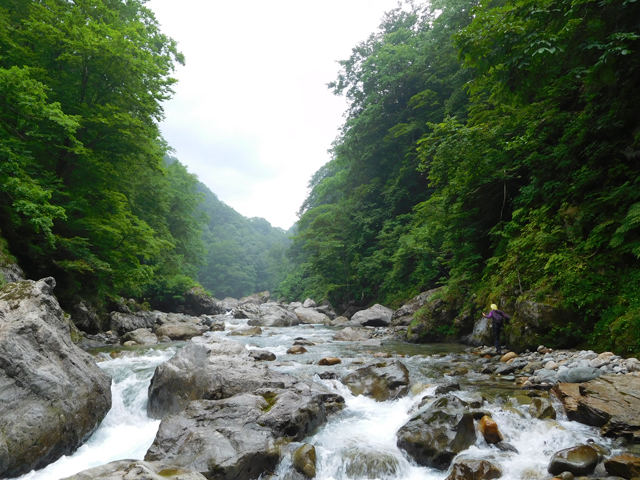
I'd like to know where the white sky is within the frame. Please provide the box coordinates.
[147,0,402,230]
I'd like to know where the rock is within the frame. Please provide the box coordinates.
[501,352,518,362]
[341,447,400,478]
[342,359,410,401]
[462,316,493,347]
[70,300,102,334]
[314,301,337,320]
[478,415,504,444]
[397,394,477,470]
[557,367,601,383]
[624,358,640,373]
[249,304,300,327]
[302,298,316,308]
[145,390,342,480]
[287,345,308,354]
[404,288,464,343]
[238,291,270,306]
[522,361,545,374]
[292,444,316,478]
[147,336,295,419]
[496,441,519,453]
[605,454,640,479]
[155,322,204,341]
[123,340,137,346]
[109,311,157,335]
[183,287,223,316]
[548,445,599,476]
[393,289,439,319]
[318,357,342,366]
[434,382,461,395]
[229,325,263,336]
[529,397,557,419]
[350,304,394,327]
[329,316,349,326]
[123,328,158,345]
[294,307,330,325]
[546,361,559,370]
[0,278,112,478]
[332,327,373,341]
[552,375,640,441]
[293,338,315,346]
[220,297,239,311]
[234,303,261,320]
[61,460,207,479]
[445,459,502,480]
[249,349,276,361]
[495,363,517,375]
[0,261,24,284]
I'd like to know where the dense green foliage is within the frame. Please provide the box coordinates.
[0,0,205,308]
[197,182,292,299]
[281,0,640,352]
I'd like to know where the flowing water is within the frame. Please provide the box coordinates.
[17,319,622,480]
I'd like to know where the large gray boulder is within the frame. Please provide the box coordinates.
[234,303,261,320]
[182,287,223,316]
[397,395,477,470]
[462,316,493,347]
[0,278,112,478]
[220,297,239,311]
[342,359,410,401]
[147,336,297,419]
[154,322,204,341]
[122,328,158,345]
[109,311,157,335]
[350,304,394,327]
[61,460,207,480]
[332,327,373,341]
[247,303,300,327]
[392,289,439,326]
[0,261,24,284]
[294,306,330,325]
[69,299,103,334]
[238,291,270,306]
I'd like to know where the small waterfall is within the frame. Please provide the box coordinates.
[16,347,175,480]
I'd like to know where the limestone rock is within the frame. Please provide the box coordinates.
[229,325,263,336]
[292,444,317,478]
[61,460,207,479]
[552,375,640,441]
[294,307,330,325]
[302,298,316,308]
[220,297,239,311]
[248,304,300,327]
[605,454,640,479]
[109,311,157,336]
[155,322,204,341]
[478,415,504,444]
[397,395,477,470]
[445,459,502,480]
[122,328,158,345]
[342,359,410,402]
[548,445,599,476]
[0,278,112,478]
[238,291,270,306]
[332,327,373,341]
[350,304,394,327]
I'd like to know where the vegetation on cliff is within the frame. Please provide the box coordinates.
[279,0,640,353]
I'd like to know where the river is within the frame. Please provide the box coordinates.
[17,318,619,480]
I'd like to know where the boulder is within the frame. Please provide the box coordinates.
[404,288,459,343]
[287,345,308,354]
[0,261,24,284]
[61,460,207,479]
[220,297,239,311]
[552,374,640,441]
[155,322,204,341]
[0,278,112,478]
[302,298,316,308]
[350,304,394,327]
[445,459,502,480]
[500,352,518,362]
[294,307,329,325]
[292,444,316,478]
[248,304,300,327]
[229,325,263,336]
[462,316,493,347]
[122,328,158,345]
[342,359,410,402]
[329,316,349,326]
[393,289,439,319]
[341,447,400,479]
[238,291,270,306]
[332,327,373,342]
[319,357,342,366]
[183,287,223,316]
[548,445,599,476]
[70,300,102,334]
[249,349,276,361]
[397,395,477,470]
[145,389,343,480]
[147,336,296,419]
[234,303,260,320]
[604,454,640,479]
[478,415,503,444]
[557,367,601,383]
[529,397,556,419]
[109,311,157,336]
[314,301,337,320]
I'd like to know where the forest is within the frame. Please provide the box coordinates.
[278,0,640,353]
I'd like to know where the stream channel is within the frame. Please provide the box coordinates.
[17,317,622,480]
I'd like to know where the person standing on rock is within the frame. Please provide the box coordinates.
[483,304,511,354]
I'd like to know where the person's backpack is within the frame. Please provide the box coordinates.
[492,310,504,326]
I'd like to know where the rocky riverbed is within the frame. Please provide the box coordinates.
[3,280,640,480]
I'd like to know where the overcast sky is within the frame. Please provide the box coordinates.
[147,0,401,230]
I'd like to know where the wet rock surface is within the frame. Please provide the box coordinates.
[61,460,207,479]
[0,278,112,478]
[553,374,640,441]
[548,445,600,476]
[342,359,410,401]
[397,394,477,470]
[445,459,502,480]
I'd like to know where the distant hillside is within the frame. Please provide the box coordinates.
[196,182,293,299]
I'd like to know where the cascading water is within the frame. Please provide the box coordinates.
[16,347,176,480]
[15,321,621,480]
